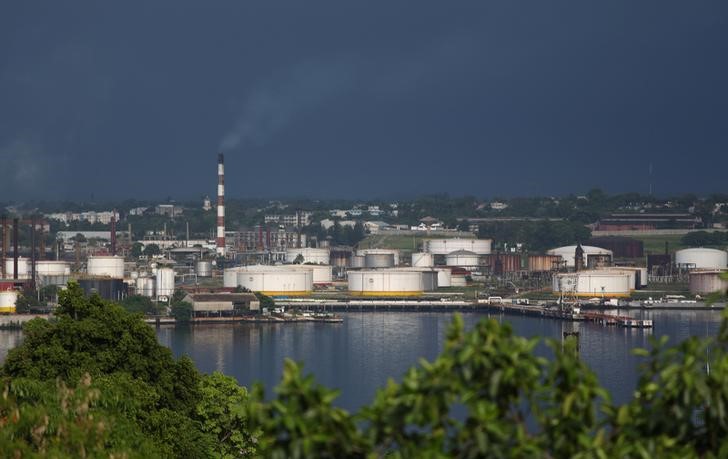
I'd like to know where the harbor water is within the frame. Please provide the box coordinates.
[1,309,723,412]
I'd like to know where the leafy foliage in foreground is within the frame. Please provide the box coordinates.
[3,282,728,457]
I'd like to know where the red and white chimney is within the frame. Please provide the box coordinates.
[216,153,226,256]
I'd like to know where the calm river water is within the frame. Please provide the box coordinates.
[1,310,723,412]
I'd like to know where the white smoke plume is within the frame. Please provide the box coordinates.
[220,59,358,151]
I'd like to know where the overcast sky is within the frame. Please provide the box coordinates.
[1,1,727,201]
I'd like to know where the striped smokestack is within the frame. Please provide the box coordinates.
[216,153,226,256]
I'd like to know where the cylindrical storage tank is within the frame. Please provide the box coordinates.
[285,248,330,265]
[196,261,213,277]
[223,268,241,288]
[4,258,30,279]
[434,268,452,287]
[235,265,313,296]
[350,255,366,268]
[35,261,71,277]
[689,270,728,295]
[552,271,631,297]
[546,246,613,269]
[329,249,351,268]
[528,255,561,272]
[87,256,125,278]
[0,290,18,313]
[364,253,395,268]
[675,248,728,270]
[348,269,424,296]
[358,249,400,266]
[411,252,434,267]
[445,250,480,267]
[290,265,333,285]
[597,268,638,291]
[450,274,467,287]
[155,268,175,299]
[78,278,128,301]
[425,238,492,255]
[135,277,156,298]
[486,254,524,273]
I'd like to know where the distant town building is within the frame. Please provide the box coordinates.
[490,202,509,211]
[234,228,307,251]
[45,210,120,225]
[155,204,183,218]
[264,212,312,227]
[202,196,212,211]
[596,213,702,231]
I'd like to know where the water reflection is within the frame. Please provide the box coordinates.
[0,310,723,412]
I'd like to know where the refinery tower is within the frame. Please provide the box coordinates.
[216,153,226,256]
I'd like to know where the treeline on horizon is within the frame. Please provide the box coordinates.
[3,190,727,250]
[3,282,728,457]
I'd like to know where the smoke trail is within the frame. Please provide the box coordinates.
[220,60,357,151]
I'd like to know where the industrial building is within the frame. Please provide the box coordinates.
[183,292,260,316]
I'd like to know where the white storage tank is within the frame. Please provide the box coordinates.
[223,268,241,288]
[290,264,333,285]
[4,258,30,279]
[435,268,452,287]
[364,253,395,268]
[87,256,125,278]
[445,250,480,267]
[285,248,330,265]
[348,269,424,296]
[425,238,492,255]
[552,271,631,297]
[675,248,728,270]
[196,260,213,277]
[35,261,71,277]
[411,252,434,267]
[357,249,400,266]
[234,265,313,296]
[596,268,638,291]
[689,270,728,295]
[0,290,18,313]
[135,277,156,298]
[547,245,613,269]
[155,268,175,299]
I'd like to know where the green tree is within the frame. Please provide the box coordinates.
[254,292,275,311]
[196,372,257,457]
[143,243,161,257]
[131,242,144,258]
[2,282,212,457]
[171,301,194,323]
[120,294,157,315]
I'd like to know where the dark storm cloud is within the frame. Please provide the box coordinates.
[1,1,727,200]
